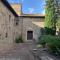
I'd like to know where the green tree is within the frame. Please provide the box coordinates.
[45,0,58,35]
[56,1,60,29]
[57,18,60,28]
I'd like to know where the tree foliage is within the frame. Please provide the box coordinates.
[45,0,58,35]
[57,18,60,29]
[56,1,60,29]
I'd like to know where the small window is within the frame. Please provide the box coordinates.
[9,15,11,21]
[16,22,18,25]
[6,33,8,38]
[14,18,19,26]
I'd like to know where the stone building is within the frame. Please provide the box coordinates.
[0,0,18,49]
[19,14,45,42]
[0,0,45,50]
[13,14,45,42]
[10,3,45,42]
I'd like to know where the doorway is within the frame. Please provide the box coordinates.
[27,31,33,40]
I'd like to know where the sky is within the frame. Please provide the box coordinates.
[7,0,45,14]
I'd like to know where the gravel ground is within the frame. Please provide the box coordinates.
[0,42,59,60]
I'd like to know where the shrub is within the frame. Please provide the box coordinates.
[45,27,56,35]
[15,35,23,43]
[47,43,57,54]
[38,35,60,55]
[38,36,46,47]
[38,35,53,45]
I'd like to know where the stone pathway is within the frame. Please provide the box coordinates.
[0,42,59,60]
[31,48,60,60]
[0,43,35,60]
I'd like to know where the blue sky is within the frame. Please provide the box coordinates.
[7,0,45,14]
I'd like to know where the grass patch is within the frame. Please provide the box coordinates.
[15,35,23,43]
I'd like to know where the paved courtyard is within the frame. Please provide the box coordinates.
[0,42,59,60]
[0,42,36,60]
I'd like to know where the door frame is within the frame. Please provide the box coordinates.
[27,30,33,40]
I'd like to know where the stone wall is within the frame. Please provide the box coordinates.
[14,17,22,39]
[0,1,45,48]
[21,17,44,42]
[15,16,44,42]
[0,1,15,49]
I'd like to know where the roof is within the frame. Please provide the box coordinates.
[1,0,18,17]
[20,14,45,18]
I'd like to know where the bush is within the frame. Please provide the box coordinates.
[15,35,23,43]
[45,27,56,35]
[38,35,60,55]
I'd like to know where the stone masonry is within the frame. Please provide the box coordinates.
[0,1,17,50]
[0,0,45,50]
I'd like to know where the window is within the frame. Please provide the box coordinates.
[9,15,11,21]
[14,18,19,26]
[6,33,8,38]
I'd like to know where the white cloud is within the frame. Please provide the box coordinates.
[28,8,34,13]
